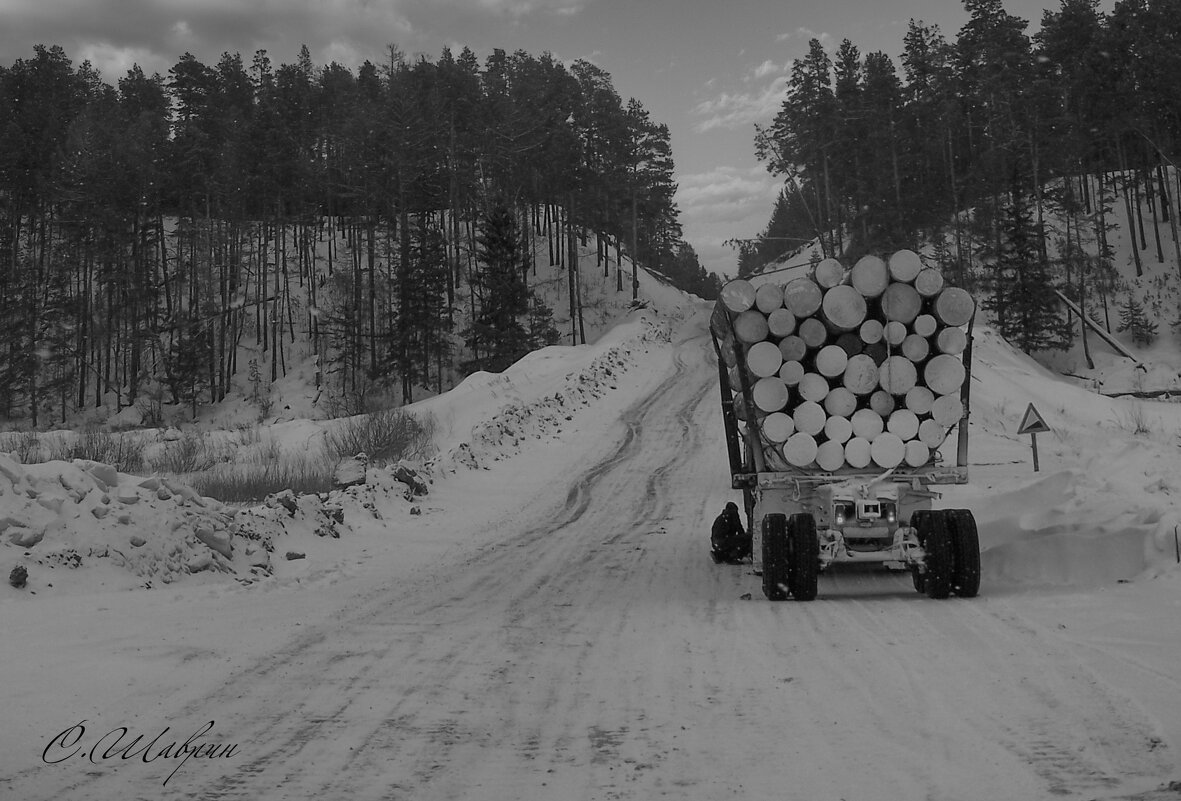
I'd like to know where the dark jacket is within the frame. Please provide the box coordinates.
[711,503,750,560]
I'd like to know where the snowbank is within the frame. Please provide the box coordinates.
[943,325,1181,589]
[0,308,684,597]
[1,454,254,591]
[421,310,673,472]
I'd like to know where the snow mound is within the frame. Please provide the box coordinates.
[427,311,674,472]
[0,306,680,596]
[979,470,1146,588]
[0,453,354,594]
[975,463,1181,590]
[937,321,1181,591]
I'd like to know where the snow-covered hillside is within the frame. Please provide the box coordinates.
[2,268,1181,798]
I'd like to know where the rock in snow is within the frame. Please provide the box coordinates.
[8,527,44,547]
[392,463,429,496]
[84,461,119,489]
[195,526,233,560]
[334,455,367,488]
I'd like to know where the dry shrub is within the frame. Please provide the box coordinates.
[0,430,42,463]
[323,408,435,466]
[188,453,335,502]
[45,428,145,473]
[148,431,210,473]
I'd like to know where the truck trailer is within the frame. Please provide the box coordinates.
[708,251,981,601]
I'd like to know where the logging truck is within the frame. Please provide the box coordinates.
[708,251,981,601]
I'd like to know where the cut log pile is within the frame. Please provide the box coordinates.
[713,250,973,472]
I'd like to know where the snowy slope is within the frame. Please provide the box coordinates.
[2,292,1181,799]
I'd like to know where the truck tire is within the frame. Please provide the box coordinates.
[909,510,929,593]
[947,509,981,598]
[786,513,820,601]
[919,510,953,599]
[762,514,790,601]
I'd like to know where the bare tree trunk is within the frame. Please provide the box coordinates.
[1158,161,1181,279]
[1116,142,1143,276]
[616,235,623,292]
[1147,164,1164,263]
[1030,130,1047,263]
[399,193,413,404]
[366,214,378,377]
[1096,168,1111,258]
[631,190,639,302]
[948,133,965,286]
[567,195,578,344]
[272,205,282,384]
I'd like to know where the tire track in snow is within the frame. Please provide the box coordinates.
[783,576,1172,799]
[16,315,1176,801]
[185,328,715,801]
[4,329,702,801]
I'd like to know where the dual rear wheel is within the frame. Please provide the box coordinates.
[911,508,980,598]
[761,513,819,601]
[761,508,980,601]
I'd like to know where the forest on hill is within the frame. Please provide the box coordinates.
[0,43,718,427]
[746,0,1181,356]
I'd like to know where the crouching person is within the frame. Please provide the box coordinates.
[711,502,751,564]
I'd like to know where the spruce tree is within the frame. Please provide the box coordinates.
[403,216,454,394]
[1118,298,1157,346]
[464,202,530,373]
[163,316,212,418]
[985,167,1073,353]
[525,293,561,351]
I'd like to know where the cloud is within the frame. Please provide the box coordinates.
[75,41,163,80]
[748,59,786,82]
[677,165,780,216]
[691,74,788,132]
[435,0,585,17]
[691,54,792,133]
[0,0,604,82]
[0,0,417,79]
[775,26,834,51]
[676,165,785,272]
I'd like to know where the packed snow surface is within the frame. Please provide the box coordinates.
[2,301,1181,800]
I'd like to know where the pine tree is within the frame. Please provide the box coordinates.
[0,42,690,420]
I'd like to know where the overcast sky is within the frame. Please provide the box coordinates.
[1,0,1107,275]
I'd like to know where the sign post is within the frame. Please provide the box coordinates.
[1017,403,1052,472]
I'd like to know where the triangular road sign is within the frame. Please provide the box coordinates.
[1017,403,1051,435]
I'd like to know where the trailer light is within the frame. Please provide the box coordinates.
[833,503,855,526]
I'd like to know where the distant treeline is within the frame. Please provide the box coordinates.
[0,43,718,426]
[748,0,1181,358]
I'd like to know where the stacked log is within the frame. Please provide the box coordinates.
[715,249,972,471]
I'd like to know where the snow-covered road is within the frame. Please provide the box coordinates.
[3,315,1180,800]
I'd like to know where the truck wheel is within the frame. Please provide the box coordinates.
[786,513,819,601]
[762,514,789,601]
[919,511,953,599]
[909,510,929,593]
[947,509,981,598]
